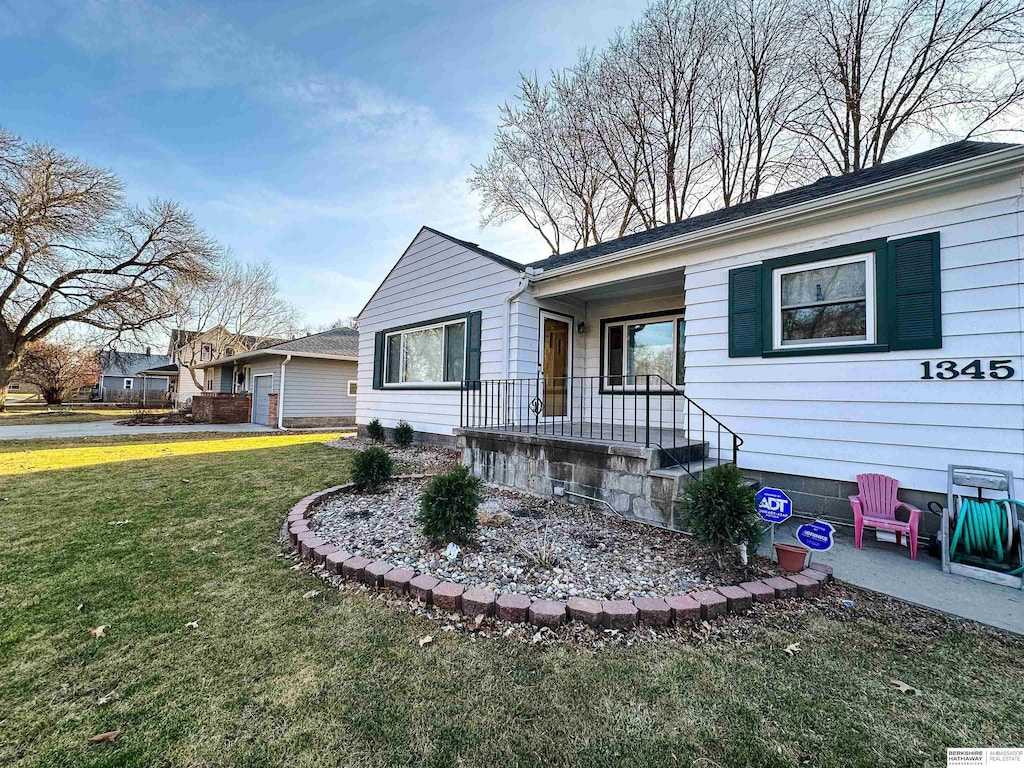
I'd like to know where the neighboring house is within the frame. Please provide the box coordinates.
[168,327,285,405]
[356,140,1024,529]
[4,380,42,401]
[197,327,359,427]
[97,349,174,403]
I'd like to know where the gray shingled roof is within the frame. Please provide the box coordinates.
[264,326,359,357]
[100,351,172,377]
[525,140,1021,272]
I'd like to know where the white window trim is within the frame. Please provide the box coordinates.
[200,343,213,362]
[603,313,685,390]
[383,318,468,388]
[771,252,876,351]
[347,380,358,397]
[123,378,133,390]
[9,383,20,390]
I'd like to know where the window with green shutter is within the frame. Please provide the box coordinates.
[727,233,940,358]
[371,312,482,389]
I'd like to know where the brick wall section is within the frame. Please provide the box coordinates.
[268,393,278,426]
[193,393,252,424]
[285,480,833,632]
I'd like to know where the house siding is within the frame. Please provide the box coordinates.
[281,358,357,419]
[356,228,526,435]
[539,173,1024,497]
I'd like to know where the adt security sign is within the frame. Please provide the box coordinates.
[756,487,792,525]
[797,520,835,552]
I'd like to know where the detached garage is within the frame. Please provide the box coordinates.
[196,327,359,428]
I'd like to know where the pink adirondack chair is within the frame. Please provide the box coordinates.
[849,473,921,560]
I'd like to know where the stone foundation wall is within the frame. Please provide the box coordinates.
[741,468,944,535]
[193,393,252,424]
[356,424,457,446]
[457,429,682,529]
[283,415,355,428]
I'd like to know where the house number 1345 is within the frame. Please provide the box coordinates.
[920,359,1015,380]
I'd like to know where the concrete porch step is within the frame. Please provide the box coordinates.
[654,440,708,469]
[649,457,729,481]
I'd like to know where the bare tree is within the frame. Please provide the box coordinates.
[794,0,1024,174]
[0,130,220,411]
[709,0,810,206]
[169,258,301,389]
[16,334,99,405]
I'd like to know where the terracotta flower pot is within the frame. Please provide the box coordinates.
[774,542,809,572]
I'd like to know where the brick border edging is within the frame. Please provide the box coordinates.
[285,481,833,630]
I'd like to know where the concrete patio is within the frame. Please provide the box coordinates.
[759,518,1024,634]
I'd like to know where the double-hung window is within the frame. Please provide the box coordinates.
[603,312,685,389]
[384,318,467,386]
[772,252,875,349]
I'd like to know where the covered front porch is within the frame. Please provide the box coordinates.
[457,266,743,529]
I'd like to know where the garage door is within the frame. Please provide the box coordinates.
[252,376,271,425]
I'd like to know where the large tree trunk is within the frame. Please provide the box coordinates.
[0,348,22,413]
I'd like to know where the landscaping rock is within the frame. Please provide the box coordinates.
[496,593,531,623]
[788,573,821,598]
[717,585,753,613]
[384,567,415,595]
[461,587,495,618]
[313,543,339,565]
[602,600,638,629]
[409,574,440,604]
[632,596,671,626]
[342,556,371,581]
[529,600,567,629]
[738,580,776,603]
[325,550,353,576]
[432,581,465,612]
[566,597,603,627]
[691,590,727,619]
[664,594,700,624]
[763,576,798,598]
[363,560,394,587]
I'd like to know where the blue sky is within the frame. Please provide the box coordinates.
[0,0,648,327]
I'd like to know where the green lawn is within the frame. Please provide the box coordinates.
[2,433,1022,767]
[0,407,170,426]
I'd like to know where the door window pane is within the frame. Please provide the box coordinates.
[402,326,444,383]
[444,323,465,381]
[607,325,623,386]
[627,320,674,384]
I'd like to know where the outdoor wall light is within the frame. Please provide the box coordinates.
[577,321,586,334]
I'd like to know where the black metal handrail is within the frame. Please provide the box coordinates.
[459,374,742,478]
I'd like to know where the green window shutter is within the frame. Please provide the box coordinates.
[465,311,482,388]
[728,265,763,357]
[887,233,941,350]
[372,331,385,389]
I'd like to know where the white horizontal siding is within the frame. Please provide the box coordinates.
[676,177,1024,495]
[282,358,357,418]
[356,229,525,434]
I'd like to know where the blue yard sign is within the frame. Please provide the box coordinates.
[756,487,792,525]
[797,520,835,552]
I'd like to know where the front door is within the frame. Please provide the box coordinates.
[541,315,570,418]
[252,375,271,425]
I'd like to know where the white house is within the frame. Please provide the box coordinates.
[356,141,1024,529]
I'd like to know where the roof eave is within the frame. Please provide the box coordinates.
[528,144,1024,284]
[196,349,358,368]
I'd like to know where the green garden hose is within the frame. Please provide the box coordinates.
[949,497,1024,575]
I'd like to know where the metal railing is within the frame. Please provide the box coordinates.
[459,374,742,477]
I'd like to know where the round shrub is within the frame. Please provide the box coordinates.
[677,463,763,564]
[366,418,385,442]
[417,465,483,545]
[351,446,393,493]
[393,419,414,447]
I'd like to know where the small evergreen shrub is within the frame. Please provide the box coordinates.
[393,419,414,447]
[418,465,482,544]
[678,463,763,564]
[351,447,393,493]
[366,417,385,442]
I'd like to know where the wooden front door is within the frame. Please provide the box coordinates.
[542,316,570,417]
